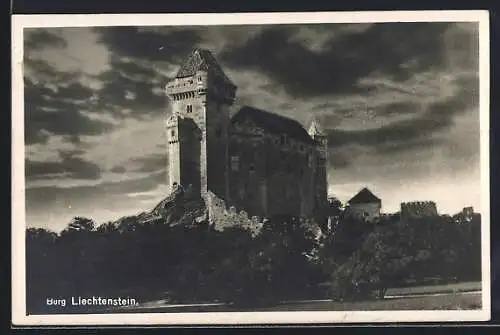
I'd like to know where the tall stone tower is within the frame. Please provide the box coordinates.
[165,49,237,201]
[308,117,329,224]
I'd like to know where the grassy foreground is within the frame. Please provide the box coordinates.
[384,281,481,297]
[251,292,482,312]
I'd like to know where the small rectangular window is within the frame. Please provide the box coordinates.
[186,105,193,113]
[171,130,175,137]
[231,156,240,171]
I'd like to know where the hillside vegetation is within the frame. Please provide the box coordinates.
[26,195,482,313]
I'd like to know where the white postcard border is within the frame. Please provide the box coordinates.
[11,10,491,325]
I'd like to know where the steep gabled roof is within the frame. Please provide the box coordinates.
[348,187,381,204]
[175,48,235,88]
[231,106,314,143]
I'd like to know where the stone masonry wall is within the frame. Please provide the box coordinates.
[206,191,264,237]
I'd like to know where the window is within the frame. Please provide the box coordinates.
[171,130,175,137]
[249,164,255,174]
[186,105,193,113]
[231,156,240,171]
[280,134,287,145]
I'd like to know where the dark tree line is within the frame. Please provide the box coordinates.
[26,202,482,314]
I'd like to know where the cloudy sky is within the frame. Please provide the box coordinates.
[22,22,481,232]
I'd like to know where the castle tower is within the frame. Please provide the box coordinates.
[308,117,329,224]
[165,48,237,200]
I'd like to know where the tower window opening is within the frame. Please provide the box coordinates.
[171,130,175,137]
[231,156,240,171]
[186,105,193,113]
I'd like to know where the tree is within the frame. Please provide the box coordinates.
[26,228,59,313]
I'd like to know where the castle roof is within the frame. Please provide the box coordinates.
[348,187,381,204]
[232,106,315,143]
[175,48,236,88]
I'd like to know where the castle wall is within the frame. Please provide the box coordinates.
[206,100,230,201]
[346,202,381,222]
[228,120,317,219]
[400,201,438,219]
[167,126,181,192]
[206,191,264,237]
[312,152,328,223]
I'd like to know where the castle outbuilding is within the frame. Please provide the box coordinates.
[162,48,329,228]
[345,187,382,222]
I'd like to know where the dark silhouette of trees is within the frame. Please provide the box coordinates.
[25,204,483,313]
[318,212,482,301]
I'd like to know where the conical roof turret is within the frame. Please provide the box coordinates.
[308,117,326,137]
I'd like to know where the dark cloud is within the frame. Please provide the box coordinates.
[26,152,101,181]
[370,101,421,118]
[109,153,167,173]
[24,58,79,82]
[95,26,203,63]
[24,59,115,145]
[130,153,167,173]
[110,166,126,173]
[373,138,447,156]
[327,81,478,150]
[94,57,169,117]
[24,28,68,51]
[328,151,353,169]
[220,23,456,98]
[26,169,167,212]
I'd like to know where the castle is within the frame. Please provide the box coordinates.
[162,48,329,227]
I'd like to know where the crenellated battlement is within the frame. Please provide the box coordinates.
[400,201,438,218]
